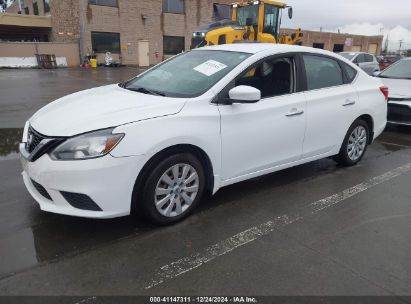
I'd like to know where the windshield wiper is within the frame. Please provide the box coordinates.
[125,86,166,96]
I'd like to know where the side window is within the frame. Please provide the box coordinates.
[235,57,295,98]
[355,54,365,63]
[364,54,374,62]
[303,55,344,90]
[341,62,358,83]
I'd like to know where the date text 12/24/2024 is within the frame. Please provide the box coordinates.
[149,297,258,303]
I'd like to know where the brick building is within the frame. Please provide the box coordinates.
[5,0,232,66]
[2,0,383,67]
[281,28,383,55]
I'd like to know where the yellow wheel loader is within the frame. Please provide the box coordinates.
[191,0,303,49]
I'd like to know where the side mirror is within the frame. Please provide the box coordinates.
[372,71,381,77]
[228,86,261,104]
[288,7,293,19]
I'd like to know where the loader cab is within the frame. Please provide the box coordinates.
[191,0,301,49]
[232,0,287,42]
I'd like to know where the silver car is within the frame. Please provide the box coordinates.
[376,57,411,126]
[339,52,380,75]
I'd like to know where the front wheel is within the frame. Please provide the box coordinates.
[137,153,205,225]
[335,119,370,166]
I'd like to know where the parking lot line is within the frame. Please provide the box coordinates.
[378,141,411,149]
[144,162,411,290]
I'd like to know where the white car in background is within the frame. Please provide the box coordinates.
[376,57,411,126]
[20,44,387,225]
[339,52,380,75]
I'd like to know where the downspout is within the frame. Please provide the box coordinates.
[79,0,86,63]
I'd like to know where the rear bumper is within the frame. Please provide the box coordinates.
[387,102,411,126]
[20,146,145,219]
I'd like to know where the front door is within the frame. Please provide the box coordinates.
[138,40,150,67]
[219,56,306,182]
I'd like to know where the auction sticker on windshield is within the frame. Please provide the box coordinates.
[194,60,228,76]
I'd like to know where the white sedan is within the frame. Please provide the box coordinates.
[376,57,411,126]
[20,44,387,225]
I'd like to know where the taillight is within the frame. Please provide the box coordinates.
[380,86,389,102]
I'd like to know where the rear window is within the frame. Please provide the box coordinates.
[303,55,344,90]
[364,54,374,62]
[341,62,358,83]
[339,53,356,61]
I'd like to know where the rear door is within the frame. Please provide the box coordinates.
[301,54,358,158]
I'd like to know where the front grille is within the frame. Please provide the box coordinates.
[60,191,102,211]
[388,104,411,124]
[26,126,46,153]
[31,179,52,201]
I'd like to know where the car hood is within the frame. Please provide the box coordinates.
[380,78,411,99]
[29,84,186,137]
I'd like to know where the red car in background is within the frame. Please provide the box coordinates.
[379,55,402,71]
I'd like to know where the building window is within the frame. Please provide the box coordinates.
[333,44,344,52]
[89,0,118,7]
[163,0,184,14]
[213,4,231,20]
[33,1,39,15]
[91,32,121,53]
[43,0,50,13]
[163,36,185,55]
[24,6,29,14]
[313,43,324,49]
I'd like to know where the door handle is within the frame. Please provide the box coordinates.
[343,99,356,106]
[285,109,304,117]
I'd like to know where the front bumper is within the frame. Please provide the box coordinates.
[20,143,145,218]
[387,102,411,126]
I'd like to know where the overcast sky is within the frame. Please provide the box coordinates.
[281,0,411,51]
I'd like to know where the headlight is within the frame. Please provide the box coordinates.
[50,128,124,160]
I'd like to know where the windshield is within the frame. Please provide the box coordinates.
[339,53,356,61]
[236,4,259,26]
[123,50,250,98]
[379,59,411,79]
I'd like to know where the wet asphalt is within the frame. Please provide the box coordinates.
[0,67,410,298]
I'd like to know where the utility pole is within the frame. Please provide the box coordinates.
[383,35,389,55]
[399,40,403,53]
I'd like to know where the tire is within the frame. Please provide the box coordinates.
[335,119,370,166]
[136,153,205,225]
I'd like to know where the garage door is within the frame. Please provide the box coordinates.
[368,44,378,54]
[351,46,361,52]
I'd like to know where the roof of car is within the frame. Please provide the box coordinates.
[194,43,334,56]
[340,52,372,55]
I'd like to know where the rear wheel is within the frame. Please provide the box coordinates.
[137,153,205,225]
[335,119,370,166]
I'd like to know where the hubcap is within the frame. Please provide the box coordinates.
[347,126,367,161]
[154,163,199,217]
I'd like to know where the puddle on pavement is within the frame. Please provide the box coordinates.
[0,212,153,279]
[0,228,38,277]
[0,128,23,160]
